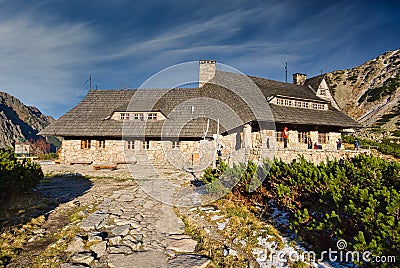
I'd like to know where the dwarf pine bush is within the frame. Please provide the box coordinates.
[0,148,43,201]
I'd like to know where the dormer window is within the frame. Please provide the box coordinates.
[134,113,144,120]
[120,113,130,120]
[113,111,165,121]
[148,113,157,120]
[274,97,326,110]
[312,103,326,110]
[284,99,292,106]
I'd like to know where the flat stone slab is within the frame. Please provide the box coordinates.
[107,251,168,268]
[90,241,107,258]
[168,254,210,268]
[113,218,133,226]
[111,224,130,236]
[79,211,108,231]
[108,236,122,246]
[65,238,85,254]
[155,207,185,234]
[88,232,104,243]
[166,236,197,253]
[118,194,135,202]
[109,245,133,254]
[71,252,95,265]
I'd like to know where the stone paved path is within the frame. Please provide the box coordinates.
[39,163,210,268]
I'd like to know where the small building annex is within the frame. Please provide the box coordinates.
[40,60,360,168]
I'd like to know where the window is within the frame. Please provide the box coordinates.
[318,133,329,144]
[80,139,91,149]
[97,140,105,149]
[275,131,283,142]
[134,113,144,120]
[148,113,157,120]
[143,140,150,150]
[312,103,326,110]
[277,97,328,110]
[284,99,292,106]
[276,98,284,105]
[120,113,130,120]
[298,132,309,144]
[126,140,134,150]
[319,89,326,96]
[172,140,180,149]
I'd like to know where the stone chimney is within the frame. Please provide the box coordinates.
[199,60,216,87]
[293,73,307,85]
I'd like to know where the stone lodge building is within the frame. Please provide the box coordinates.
[40,60,360,169]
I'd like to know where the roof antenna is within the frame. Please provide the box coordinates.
[85,76,92,90]
[285,62,288,83]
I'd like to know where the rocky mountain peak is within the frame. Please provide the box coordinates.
[0,91,54,147]
[326,48,400,140]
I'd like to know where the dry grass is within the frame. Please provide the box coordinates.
[30,205,100,267]
[176,195,289,268]
[209,198,285,252]
[0,215,46,265]
[0,195,88,267]
[178,211,250,268]
[30,223,81,268]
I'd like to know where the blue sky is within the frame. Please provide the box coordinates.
[0,0,399,118]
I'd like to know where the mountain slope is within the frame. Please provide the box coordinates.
[326,49,400,139]
[0,91,54,147]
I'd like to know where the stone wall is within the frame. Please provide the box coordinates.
[60,129,357,167]
[60,139,126,164]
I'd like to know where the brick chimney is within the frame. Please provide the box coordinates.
[293,73,307,85]
[199,60,216,87]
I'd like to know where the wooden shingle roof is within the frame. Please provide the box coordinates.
[40,71,360,138]
[249,74,322,101]
[40,90,135,137]
[270,104,359,127]
[305,74,326,91]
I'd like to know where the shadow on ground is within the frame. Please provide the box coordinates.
[0,174,93,233]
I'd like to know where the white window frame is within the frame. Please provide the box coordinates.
[148,113,157,120]
[126,140,134,150]
[172,140,180,149]
[120,113,130,120]
[134,113,144,121]
[97,140,106,149]
[143,140,150,150]
[275,131,283,142]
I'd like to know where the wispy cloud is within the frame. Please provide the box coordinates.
[101,8,262,61]
[0,0,398,118]
[0,9,98,117]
